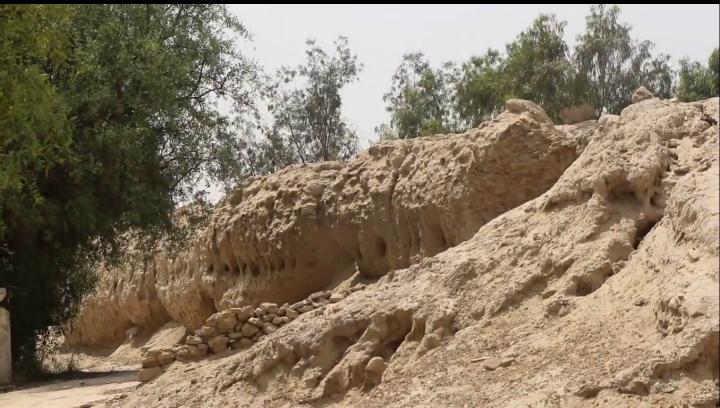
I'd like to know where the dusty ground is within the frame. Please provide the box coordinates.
[0,371,139,408]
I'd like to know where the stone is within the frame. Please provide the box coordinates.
[156,349,175,366]
[260,302,279,314]
[230,338,254,350]
[252,332,264,342]
[290,300,307,310]
[482,357,513,371]
[279,303,289,314]
[297,304,315,314]
[206,310,237,334]
[329,293,345,303]
[272,316,284,325]
[196,326,216,340]
[138,367,163,382]
[262,322,278,335]
[309,291,328,300]
[228,332,244,340]
[255,308,265,317]
[350,284,366,292]
[364,356,387,384]
[240,322,260,337]
[207,335,229,354]
[310,298,329,307]
[286,309,299,319]
[263,314,276,322]
[247,317,263,326]
[505,99,552,124]
[196,343,209,357]
[230,306,255,322]
[186,335,203,345]
[482,358,504,371]
[141,355,159,368]
[632,86,654,103]
[175,345,205,362]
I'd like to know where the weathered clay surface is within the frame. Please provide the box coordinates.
[67,100,581,348]
[108,96,719,407]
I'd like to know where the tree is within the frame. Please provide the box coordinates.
[453,49,506,128]
[677,48,720,102]
[263,37,361,172]
[0,4,260,376]
[574,4,674,115]
[503,14,575,121]
[380,53,457,139]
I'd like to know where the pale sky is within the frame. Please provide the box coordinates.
[228,4,720,147]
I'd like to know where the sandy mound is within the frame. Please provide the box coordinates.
[70,96,718,407]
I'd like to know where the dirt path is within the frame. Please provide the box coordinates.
[0,371,139,408]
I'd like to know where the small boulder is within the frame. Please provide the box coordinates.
[260,302,279,315]
[251,332,264,342]
[504,99,552,124]
[175,345,202,362]
[247,317,263,326]
[228,332,244,340]
[483,357,513,371]
[156,349,175,366]
[207,335,229,354]
[206,310,237,334]
[186,335,203,345]
[138,367,163,382]
[141,355,159,368]
[310,298,329,307]
[329,293,345,303]
[196,326,216,340]
[309,291,328,300]
[290,300,307,310]
[241,322,260,337]
[230,338,254,350]
[262,322,278,335]
[632,86,654,103]
[263,314,276,322]
[196,343,209,357]
[364,356,387,385]
[286,309,299,319]
[230,306,255,322]
[297,304,315,314]
[272,316,285,325]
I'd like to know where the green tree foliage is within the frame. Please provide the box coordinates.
[504,14,575,121]
[261,37,361,172]
[379,53,457,139]
[453,49,505,128]
[677,48,720,101]
[0,4,259,376]
[380,5,680,134]
[574,4,674,115]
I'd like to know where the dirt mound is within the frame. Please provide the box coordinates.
[66,100,581,349]
[74,96,717,407]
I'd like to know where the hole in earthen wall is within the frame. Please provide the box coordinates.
[633,217,661,250]
[249,262,259,277]
[574,278,594,296]
[376,238,387,258]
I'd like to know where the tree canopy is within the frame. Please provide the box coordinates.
[379,5,706,136]
[0,4,260,376]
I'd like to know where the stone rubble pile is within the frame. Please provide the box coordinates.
[137,284,366,382]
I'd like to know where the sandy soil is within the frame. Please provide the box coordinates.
[0,371,139,408]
